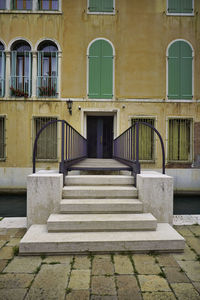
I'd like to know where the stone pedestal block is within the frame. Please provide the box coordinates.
[137,172,173,224]
[27,172,63,227]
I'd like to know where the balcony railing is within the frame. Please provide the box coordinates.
[0,77,4,97]
[37,76,58,97]
[10,76,31,98]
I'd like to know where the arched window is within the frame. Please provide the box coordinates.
[10,40,32,97]
[88,39,113,99]
[37,41,58,97]
[168,40,193,100]
[0,42,5,97]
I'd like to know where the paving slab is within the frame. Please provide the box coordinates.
[7,238,21,247]
[177,261,200,281]
[0,246,13,259]
[193,282,200,294]
[0,218,27,235]
[157,254,179,267]
[3,256,42,273]
[91,296,118,300]
[188,226,200,236]
[163,266,190,283]
[92,255,114,276]
[0,259,8,272]
[116,275,142,300]
[174,226,194,237]
[114,255,133,274]
[133,254,161,274]
[171,283,200,300]
[0,240,6,248]
[91,275,116,296]
[68,270,90,290]
[0,288,27,300]
[185,237,200,255]
[66,290,90,300]
[73,255,91,270]
[0,273,34,288]
[138,275,171,292]
[142,292,176,300]
[173,244,196,261]
[26,264,70,300]
[44,255,72,265]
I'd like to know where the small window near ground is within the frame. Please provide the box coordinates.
[34,117,57,160]
[132,118,155,161]
[168,119,192,162]
[11,0,32,10]
[167,0,193,15]
[38,0,58,10]
[88,0,114,13]
[0,116,5,159]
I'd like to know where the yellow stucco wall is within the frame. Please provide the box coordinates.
[0,0,200,174]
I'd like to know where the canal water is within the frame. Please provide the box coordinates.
[0,192,200,217]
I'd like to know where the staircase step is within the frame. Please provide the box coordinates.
[19,223,185,255]
[65,175,134,186]
[60,199,143,214]
[47,213,157,232]
[62,186,138,199]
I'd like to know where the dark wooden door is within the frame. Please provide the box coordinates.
[87,116,113,158]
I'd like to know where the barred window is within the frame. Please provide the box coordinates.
[0,116,5,159]
[132,118,155,161]
[34,117,57,160]
[168,119,192,161]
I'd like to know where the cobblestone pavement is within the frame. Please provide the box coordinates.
[0,225,200,300]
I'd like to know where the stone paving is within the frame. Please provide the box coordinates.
[0,225,200,299]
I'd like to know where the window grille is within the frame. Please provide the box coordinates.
[168,119,192,161]
[34,117,57,160]
[132,118,155,161]
[0,117,5,159]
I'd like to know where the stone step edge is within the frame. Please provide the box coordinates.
[19,223,185,255]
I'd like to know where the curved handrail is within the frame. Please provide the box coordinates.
[32,119,87,174]
[114,121,165,174]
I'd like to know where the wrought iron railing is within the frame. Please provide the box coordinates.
[10,76,31,97]
[37,76,58,97]
[33,120,87,181]
[113,122,165,185]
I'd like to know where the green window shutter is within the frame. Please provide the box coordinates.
[168,42,179,99]
[168,0,181,13]
[102,0,113,12]
[11,51,17,90]
[180,41,192,99]
[168,41,192,100]
[89,40,113,99]
[89,40,101,98]
[179,120,190,160]
[89,0,101,12]
[28,52,32,97]
[101,40,113,98]
[181,0,193,13]
[168,0,193,13]
[0,51,5,97]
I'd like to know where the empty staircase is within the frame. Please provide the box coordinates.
[20,174,184,255]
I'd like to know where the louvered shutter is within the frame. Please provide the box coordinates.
[102,0,113,12]
[168,42,179,99]
[180,41,192,99]
[11,51,17,90]
[181,0,193,13]
[168,0,193,13]
[89,41,101,98]
[89,0,101,12]
[101,40,113,98]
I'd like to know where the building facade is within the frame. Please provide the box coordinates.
[0,0,200,192]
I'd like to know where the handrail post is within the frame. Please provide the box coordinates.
[60,121,65,174]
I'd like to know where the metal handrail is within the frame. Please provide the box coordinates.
[33,119,87,175]
[113,122,165,184]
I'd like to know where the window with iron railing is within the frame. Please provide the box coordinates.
[10,41,32,97]
[34,117,57,160]
[0,43,5,97]
[168,118,192,162]
[11,0,32,10]
[38,0,58,10]
[132,118,155,161]
[0,116,5,159]
[37,41,58,97]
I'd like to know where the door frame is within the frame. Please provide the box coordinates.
[81,109,120,141]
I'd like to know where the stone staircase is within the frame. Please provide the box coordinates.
[19,174,185,255]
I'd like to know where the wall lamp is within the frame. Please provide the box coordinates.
[66,99,73,115]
